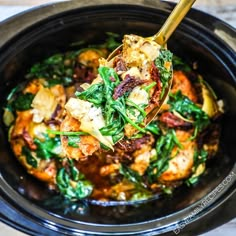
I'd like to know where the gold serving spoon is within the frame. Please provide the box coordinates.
[107,0,196,125]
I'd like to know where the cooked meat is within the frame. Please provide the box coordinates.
[172,70,198,102]
[60,114,100,160]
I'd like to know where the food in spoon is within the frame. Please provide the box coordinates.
[3,34,223,201]
[63,34,172,158]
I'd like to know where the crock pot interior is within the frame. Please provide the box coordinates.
[0,2,235,233]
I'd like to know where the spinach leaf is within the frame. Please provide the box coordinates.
[22,146,38,168]
[155,49,173,97]
[34,135,62,159]
[147,129,182,182]
[26,53,75,86]
[100,117,124,136]
[88,32,121,51]
[56,161,93,200]
[168,91,210,138]
[193,149,208,168]
[112,98,146,133]
[67,136,80,148]
[130,191,152,201]
[145,122,160,135]
[47,130,88,136]
[119,164,153,200]
[172,55,192,72]
[75,66,147,145]
[75,83,105,106]
[13,93,35,111]
[98,67,146,139]
[104,32,121,51]
[119,164,142,185]
[126,98,146,117]
[185,149,208,186]
[185,176,200,186]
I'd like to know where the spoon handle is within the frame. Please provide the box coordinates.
[153,0,196,45]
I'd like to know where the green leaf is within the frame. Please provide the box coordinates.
[103,32,121,51]
[145,122,160,135]
[155,48,173,97]
[26,53,76,87]
[168,91,210,138]
[185,149,208,186]
[185,176,200,186]
[22,146,38,168]
[67,136,80,148]
[13,93,35,111]
[75,83,105,106]
[172,55,192,72]
[130,191,152,201]
[147,129,181,182]
[34,135,61,159]
[193,149,208,168]
[119,164,142,185]
[56,165,93,200]
[98,66,146,136]
[74,181,93,199]
[56,168,70,188]
[47,130,88,136]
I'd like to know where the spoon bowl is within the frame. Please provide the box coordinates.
[107,0,196,125]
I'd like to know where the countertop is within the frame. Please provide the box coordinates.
[0,0,235,235]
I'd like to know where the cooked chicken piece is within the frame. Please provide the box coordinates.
[60,114,100,160]
[23,79,44,94]
[18,153,57,184]
[11,110,33,138]
[78,49,106,73]
[10,134,57,184]
[130,150,152,176]
[100,163,120,176]
[171,70,198,102]
[65,97,114,149]
[130,136,155,175]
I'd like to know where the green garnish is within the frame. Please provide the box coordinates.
[22,146,38,168]
[185,149,208,186]
[56,160,93,200]
[75,66,146,144]
[47,130,88,136]
[34,135,62,159]
[13,93,35,111]
[147,129,182,182]
[172,55,192,72]
[168,91,210,139]
[67,136,81,148]
[119,164,143,186]
[155,49,173,97]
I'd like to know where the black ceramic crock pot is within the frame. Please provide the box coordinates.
[0,1,235,235]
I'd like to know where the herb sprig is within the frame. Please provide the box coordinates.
[147,129,182,183]
[168,91,210,139]
[155,49,173,97]
[56,160,93,200]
